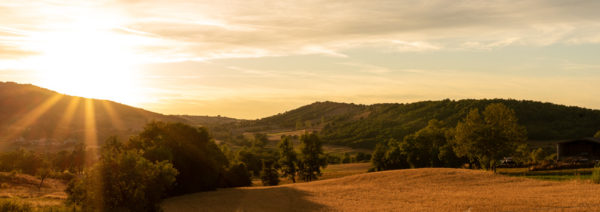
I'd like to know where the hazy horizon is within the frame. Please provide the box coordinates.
[1,1,599,119]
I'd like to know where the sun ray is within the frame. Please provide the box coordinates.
[101,100,125,131]
[51,97,81,140]
[4,93,63,142]
[84,98,99,150]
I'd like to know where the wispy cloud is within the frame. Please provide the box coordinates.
[1,0,600,61]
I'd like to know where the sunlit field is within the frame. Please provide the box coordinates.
[162,168,600,212]
[0,172,66,208]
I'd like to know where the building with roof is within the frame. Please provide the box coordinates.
[557,137,600,162]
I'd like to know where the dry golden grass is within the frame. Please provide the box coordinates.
[162,168,600,212]
[0,172,66,207]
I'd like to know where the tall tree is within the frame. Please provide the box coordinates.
[278,136,298,183]
[403,119,448,167]
[298,133,327,182]
[127,122,229,195]
[260,160,279,186]
[67,137,178,211]
[453,103,527,172]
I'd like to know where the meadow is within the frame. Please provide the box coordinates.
[0,172,67,209]
[162,168,600,211]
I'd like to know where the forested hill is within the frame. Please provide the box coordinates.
[230,100,600,149]
[0,82,185,149]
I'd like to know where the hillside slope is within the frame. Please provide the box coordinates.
[0,82,185,150]
[226,100,600,148]
[162,168,600,211]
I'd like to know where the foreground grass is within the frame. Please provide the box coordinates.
[497,168,593,181]
[0,172,67,209]
[162,168,600,211]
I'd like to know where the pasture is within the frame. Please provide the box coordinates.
[0,172,67,208]
[162,168,600,211]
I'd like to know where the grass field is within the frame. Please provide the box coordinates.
[498,167,594,181]
[162,168,600,211]
[0,172,67,208]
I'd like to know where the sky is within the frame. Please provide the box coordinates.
[0,0,599,119]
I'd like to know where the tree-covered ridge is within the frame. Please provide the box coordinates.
[322,99,600,148]
[240,101,366,131]
[228,99,600,149]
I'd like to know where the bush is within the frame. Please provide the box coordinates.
[222,163,252,187]
[0,199,32,212]
[592,164,600,184]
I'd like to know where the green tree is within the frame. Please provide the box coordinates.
[260,160,279,186]
[371,141,389,171]
[127,122,229,195]
[298,133,327,182]
[453,103,527,172]
[36,161,52,191]
[67,137,178,212]
[252,133,269,149]
[222,163,252,187]
[403,119,449,167]
[236,147,262,177]
[342,153,351,164]
[278,136,298,183]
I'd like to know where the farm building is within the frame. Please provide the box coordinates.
[556,137,600,161]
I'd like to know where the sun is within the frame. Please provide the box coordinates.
[29,8,145,106]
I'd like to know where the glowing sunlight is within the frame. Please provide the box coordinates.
[27,8,145,105]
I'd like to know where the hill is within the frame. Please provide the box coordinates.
[0,82,185,151]
[224,100,600,148]
[176,115,241,127]
[161,168,600,211]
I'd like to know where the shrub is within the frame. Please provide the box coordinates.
[0,199,32,212]
[592,163,600,184]
[222,163,252,187]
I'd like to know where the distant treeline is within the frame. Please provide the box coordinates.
[370,103,552,172]
[211,99,600,149]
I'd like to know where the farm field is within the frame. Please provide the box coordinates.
[162,168,600,212]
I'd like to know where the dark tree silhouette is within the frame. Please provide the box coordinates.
[278,136,298,183]
[298,132,327,182]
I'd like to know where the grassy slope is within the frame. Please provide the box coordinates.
[162,168,600,211]
[0,172,66,207]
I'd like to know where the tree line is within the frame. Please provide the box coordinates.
[64,122,328,211]
[371,103,530,172]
